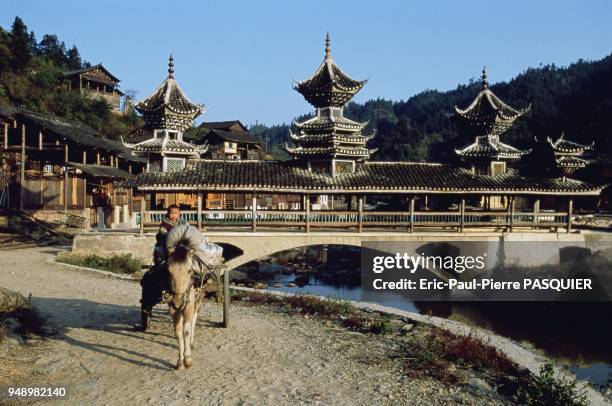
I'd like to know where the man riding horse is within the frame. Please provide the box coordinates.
[137,205,223,332]
[137,205,185,331]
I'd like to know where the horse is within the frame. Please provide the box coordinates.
[166,245,205,370]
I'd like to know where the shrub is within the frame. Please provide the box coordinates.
[369,318,393,335]
[58,254,142,274]
[517,362,588,406]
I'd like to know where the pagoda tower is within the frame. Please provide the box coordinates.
[454,67,530,176]
[123,55,207,172]
[546,133,594,176]
[286,34,376,176]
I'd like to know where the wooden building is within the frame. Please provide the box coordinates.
[0,104,144,226]
[63,64,124,113]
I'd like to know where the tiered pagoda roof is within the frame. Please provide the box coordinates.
[286,34,375,167]
[547,134,594,173]
[454,67,530,138]
[455,67,530,161]
[455,135,525,159]
[121,135,207,157]
[135,55,204,133]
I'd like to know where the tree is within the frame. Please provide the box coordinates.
[9,17,33,71]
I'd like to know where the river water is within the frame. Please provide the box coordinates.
[233,245,612,391]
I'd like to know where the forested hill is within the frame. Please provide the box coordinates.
[0,17,141,139]
[251,54,612,162]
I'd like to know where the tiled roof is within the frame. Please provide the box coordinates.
[124,137,205,154]
[199,121,247,131]
[455,135,526,159]
[122,160,602,195]
[63,64,121,83]
[295,111,365,132]
[285,145,374,157]
[294,35,366,108]
[547,135,594,154]
[136,78,203,116]
[454,68,530,137]
[0,105,137,158]
[206,129,262,145]
[68,162,133,179]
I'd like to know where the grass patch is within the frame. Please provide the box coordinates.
[517,362,588,406]
[58,253,143,274]
[402,327,519,385]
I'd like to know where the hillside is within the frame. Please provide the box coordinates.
[0,17,142,140]
[254,54,612,163]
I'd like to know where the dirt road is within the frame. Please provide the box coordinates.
[0,247,497,405]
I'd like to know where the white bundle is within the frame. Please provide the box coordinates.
[166,224,224,275]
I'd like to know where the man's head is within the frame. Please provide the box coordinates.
[167,204,180,221]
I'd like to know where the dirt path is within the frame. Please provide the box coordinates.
[0,247,498,405]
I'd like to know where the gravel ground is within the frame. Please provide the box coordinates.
[0,246,503,405]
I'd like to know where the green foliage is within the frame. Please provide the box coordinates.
[517,362,588,406]
[0,16,143,140]
[251,54,612,162]
[59,254,143,274]
[368,318,392,335]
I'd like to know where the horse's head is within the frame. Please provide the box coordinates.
[167,244,194,310]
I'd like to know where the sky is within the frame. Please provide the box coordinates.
[2,0,612,126]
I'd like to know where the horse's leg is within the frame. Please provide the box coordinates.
[182,306,193,368]
[173,311,185,370]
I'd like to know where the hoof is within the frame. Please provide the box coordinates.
[184,356,193,368]
[175,360,185,370]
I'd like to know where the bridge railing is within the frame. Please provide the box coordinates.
[136,208,571,232]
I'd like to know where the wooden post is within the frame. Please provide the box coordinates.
[64,144,69,212]
[533,197,540,224]
[509,196,515,232]
[408,197,415,233]
[357,195,363,232]
[223,267,230,328]
[38,130,43,150]
[83,178,87,210]
[566,198,573,233]
[139,194,145,236]
[197,191,202,230]
[19,124,25,211]
[96,151,100,165]
[251,194,257,232]
[459,197,465,233]
[3,123,7,150]
[305,194,310,233]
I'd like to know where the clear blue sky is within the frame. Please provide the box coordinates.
[2,0,611,126]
